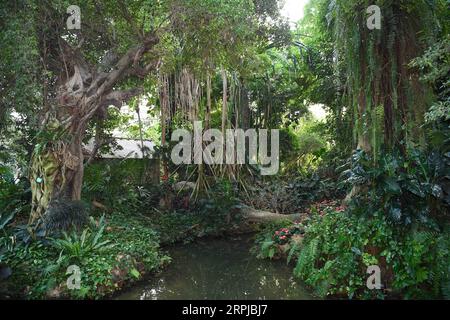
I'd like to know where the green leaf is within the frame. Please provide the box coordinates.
[431,184,443,199]
[268,247,276,259]
[0,212,15,229]
[384,177,401,194]
[405,180,425,198]
[130,268,140,279]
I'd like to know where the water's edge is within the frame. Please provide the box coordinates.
[115,234,314,300]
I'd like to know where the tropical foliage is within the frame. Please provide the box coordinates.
[1,0,449,300]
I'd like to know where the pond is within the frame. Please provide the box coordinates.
[116,235,314,300]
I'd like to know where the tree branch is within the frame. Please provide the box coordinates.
[100,88,144,109]
[81,32,159,123]
[131,59,160,79]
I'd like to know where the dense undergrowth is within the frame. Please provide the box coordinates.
[1,0,448,302]
[253,148,450,300]
[254,209,449,299]
[0,161,243,299]
[1,213,169,299]
[252,22,450,300]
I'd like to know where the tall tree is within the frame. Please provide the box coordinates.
[328,0,442,156]
[27,0,167,227]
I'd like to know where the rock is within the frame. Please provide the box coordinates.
[47,284,64,299]
[173,181,196,192]
[111,267,127,282]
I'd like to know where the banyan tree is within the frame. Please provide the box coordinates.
[24,0,289,231]
[29,13,160,227]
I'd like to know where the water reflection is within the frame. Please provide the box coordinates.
[117,235,313,300]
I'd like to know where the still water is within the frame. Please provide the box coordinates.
[117,235,314,300]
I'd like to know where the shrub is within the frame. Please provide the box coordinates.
[247,175,344,214]
[253,220,294,259]
[281,119,329,176]
[292,209,450,299]
[341,149,450,225]
[50,216,111,263]
[194,179,242,229]
[0,165,30,223]
[2,213,170,299]
[43,199,89,234]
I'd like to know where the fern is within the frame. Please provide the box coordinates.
[294,237,320,278]
[259,238,276,259]
[50,215,112,262]
[287,241,301,265]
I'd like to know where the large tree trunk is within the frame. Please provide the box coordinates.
[29,133,84,225]
[343,5,432,203]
